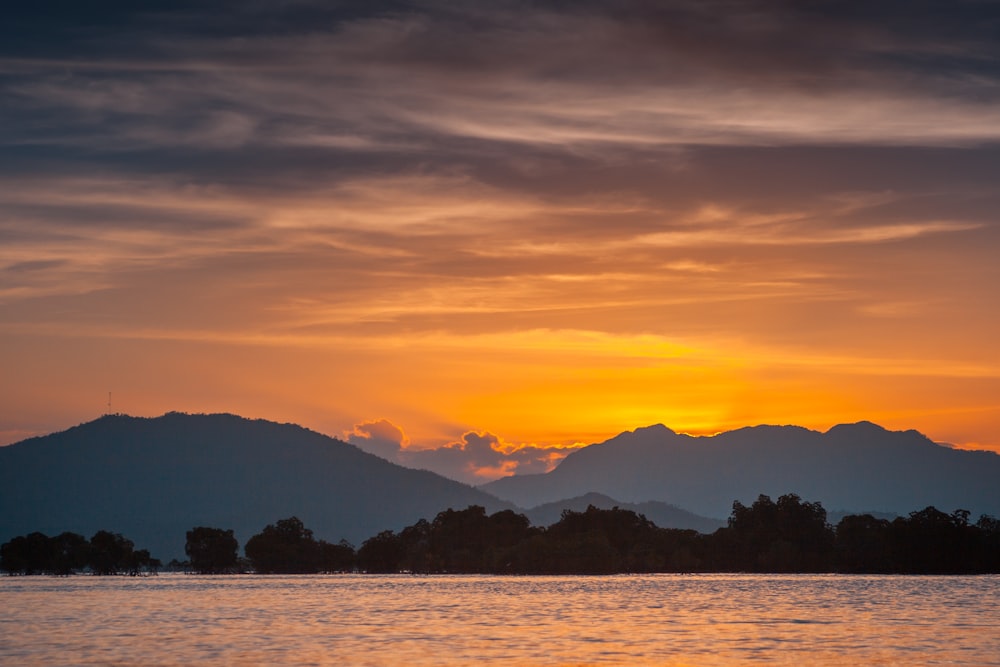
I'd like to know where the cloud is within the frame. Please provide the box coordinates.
[4,0,1000,167]
[402,430,577,485]
[345,419,409,461]
[342,418,582,484]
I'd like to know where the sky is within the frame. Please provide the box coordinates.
[2,0,999,484]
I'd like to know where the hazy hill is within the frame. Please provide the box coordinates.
[525,493,724,533]
[482,422,1000,520]
[0,412,510,560]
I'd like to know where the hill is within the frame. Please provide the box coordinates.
[0,412,510,560]
[481,422,1000,520]
[524,493,724,533]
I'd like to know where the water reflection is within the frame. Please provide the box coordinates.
[2,574,998,665]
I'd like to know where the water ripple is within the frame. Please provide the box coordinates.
[1,573,998,665]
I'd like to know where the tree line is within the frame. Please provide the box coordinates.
[353,497,1000,575]
[0,530,160,575]
[4,494,1000,575]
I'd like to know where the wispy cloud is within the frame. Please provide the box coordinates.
[5,1,1000,159]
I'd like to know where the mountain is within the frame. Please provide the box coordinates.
[524,493,724,533]
[0,412,510,560]
[481,422,1000,520]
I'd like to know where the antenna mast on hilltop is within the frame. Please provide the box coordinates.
[107,391,112,415]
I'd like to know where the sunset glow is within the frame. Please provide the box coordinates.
[2,2,999,478]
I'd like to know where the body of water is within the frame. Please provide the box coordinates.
[1,573,997,665]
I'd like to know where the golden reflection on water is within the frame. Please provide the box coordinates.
[2,574,998,666]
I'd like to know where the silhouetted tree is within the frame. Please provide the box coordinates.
[355,502,841,574]
[2,531,157,575]
[397,519,432,572]
[540,505,659,573]
[50,532,91,575]
[888,506,979,574]
[652,528,706,572]
[89,530,137,575]
[318,540,356,572]
[186,527,239,574]
[364,501,1000,574]
[484,509,535,572]
[538,527,619,574]
[0,536,27,574]
[429,506,491,572]
[0,532,52,575]
[127,549,161,575]
[712,494,834,572]
[245,517,323,573]
[835,514,892,573]
[976,514,1000,572]
[357,529,405,573]
[10,496,999,576]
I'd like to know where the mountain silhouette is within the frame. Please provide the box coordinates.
[524,493,724,533]
[0,412,510,560]
[481,422,1000,519]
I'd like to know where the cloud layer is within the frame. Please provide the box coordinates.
[2,1,999,457]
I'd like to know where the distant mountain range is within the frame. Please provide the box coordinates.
[4,414,997,561]
[0,413,510,560]
[481,422,1000,520]
[523,492,724,533]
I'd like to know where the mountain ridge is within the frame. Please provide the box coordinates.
[523,492,724,533]
[0,412,512,560]
[5,414,997,561]
[481,421,1000,519]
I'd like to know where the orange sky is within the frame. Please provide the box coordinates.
[1,2,999,482]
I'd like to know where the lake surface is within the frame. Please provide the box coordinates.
[2,573,998,665]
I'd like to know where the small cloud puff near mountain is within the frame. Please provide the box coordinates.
[346,419,576,484]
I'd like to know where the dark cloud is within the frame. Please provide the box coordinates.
[2,0,998,253]
[4,259,69,273]
[4,0,999,164]
[0,1,413,58]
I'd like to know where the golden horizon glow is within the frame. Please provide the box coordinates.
[3,324,998,468]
